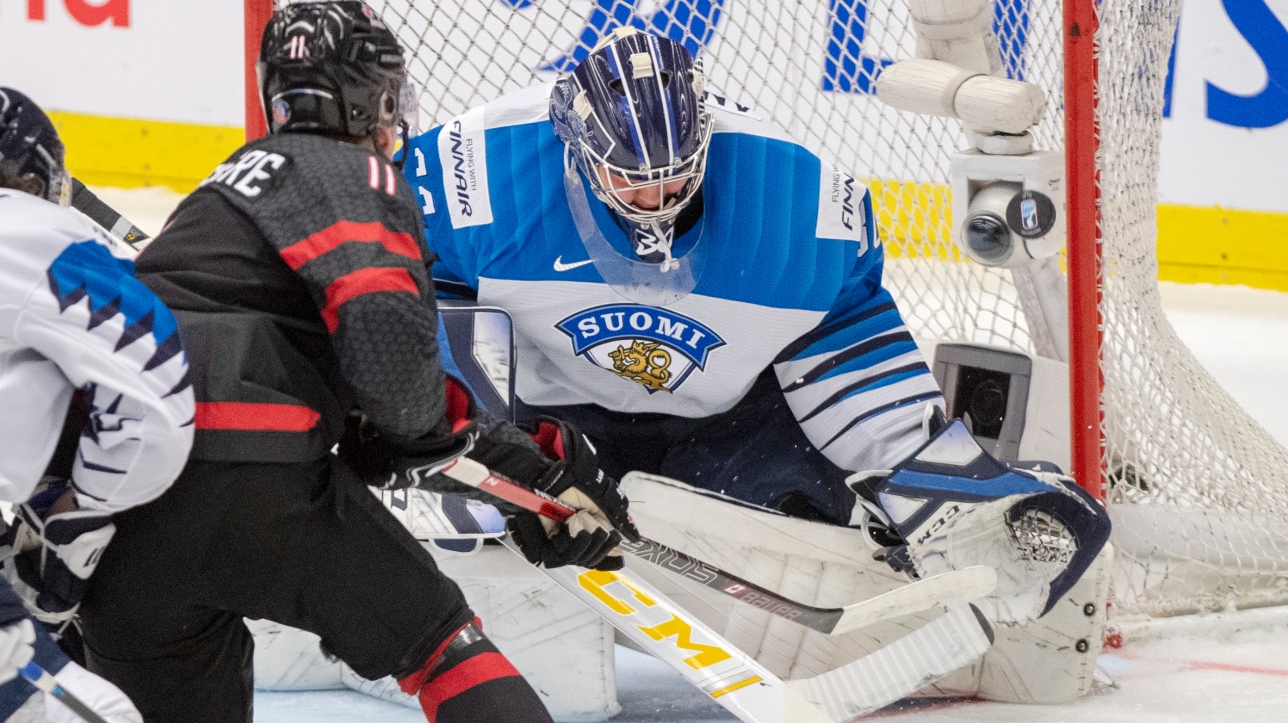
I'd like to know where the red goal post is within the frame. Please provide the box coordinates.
[245,0,274,142]
[1062,0,1102,502]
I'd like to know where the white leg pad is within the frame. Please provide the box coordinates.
[907,0,1000,74]
[250,544,619,722]
[974,544,1113,703]
[622,473,944,682]
[622,474,1107,704]
[248,619,345,691]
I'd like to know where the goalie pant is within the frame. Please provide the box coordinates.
[75,132,553,723]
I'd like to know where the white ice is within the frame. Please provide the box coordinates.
[93,188,1288,721]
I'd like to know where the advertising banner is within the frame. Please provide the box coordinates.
[3,0,1286,288]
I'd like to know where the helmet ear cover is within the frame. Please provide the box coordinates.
[550,30,713,230]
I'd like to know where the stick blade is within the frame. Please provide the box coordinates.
[829,566,998,636]
[790,603,993,721]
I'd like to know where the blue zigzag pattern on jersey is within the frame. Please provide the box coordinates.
[46,240,183,372]
[777,289,900,363]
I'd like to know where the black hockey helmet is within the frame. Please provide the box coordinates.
[0,87,69,204]
[258,1,412,139]
[550,27,712,231]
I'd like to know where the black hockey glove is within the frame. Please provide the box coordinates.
[337,380,637,571]
[0,479,116,629]
[470,417,639,572]
[337,410,472,489]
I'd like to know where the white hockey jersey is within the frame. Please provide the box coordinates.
[0,189,193,512]
[406,84,943,472]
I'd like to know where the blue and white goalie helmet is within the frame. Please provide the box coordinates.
[551,28,713,252]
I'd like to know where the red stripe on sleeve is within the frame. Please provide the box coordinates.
[194,402,321,431]
[419,652,521,719]
[321,266,420,333]
[279,221,422,269]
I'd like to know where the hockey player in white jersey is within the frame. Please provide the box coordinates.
[0,88,194,721]
[405,26,1110,632]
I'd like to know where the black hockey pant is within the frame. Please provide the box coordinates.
[77,457,550,723]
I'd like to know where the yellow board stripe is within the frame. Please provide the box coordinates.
[708,675,763,698]
[47,111,242,194]
[866,178,961,261]
[37,113,1288,292]
[1157,204,1288,292]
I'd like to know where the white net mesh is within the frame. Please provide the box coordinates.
[356,0,1288,618]
[1095,0,1288,617]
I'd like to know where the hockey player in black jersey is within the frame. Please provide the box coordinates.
[76,4,635,722]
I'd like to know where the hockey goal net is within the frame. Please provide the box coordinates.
[249,0,1288,619]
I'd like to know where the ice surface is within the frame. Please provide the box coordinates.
[254,627,1288,722]
[91,188,1288,721]
[254,646,734,722]
[875,623,1288,722]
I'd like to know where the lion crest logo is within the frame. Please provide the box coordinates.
[556,305,725,393]
[607,340,672,392]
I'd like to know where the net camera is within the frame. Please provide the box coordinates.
[951,149,1065,268]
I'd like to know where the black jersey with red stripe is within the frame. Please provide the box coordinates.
[137,133,446,463]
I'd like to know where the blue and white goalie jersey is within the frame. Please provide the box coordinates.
[0,189,193,512]
[406,85,943,472]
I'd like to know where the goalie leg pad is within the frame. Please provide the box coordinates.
[975,544,1113,704]
[398,620,553,723]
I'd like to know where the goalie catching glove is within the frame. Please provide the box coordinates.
[0,479,115,628]
[849,419,1111,625]
[339,377,638,571]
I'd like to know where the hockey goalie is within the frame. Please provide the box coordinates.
[254,3,1114,719]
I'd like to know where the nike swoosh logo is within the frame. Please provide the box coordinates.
[553,256,594,272]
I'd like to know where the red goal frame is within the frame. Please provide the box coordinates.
[244,0,274,142]
[1063,0,1103,501]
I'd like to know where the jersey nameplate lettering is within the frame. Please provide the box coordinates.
[437,106,494,229]
[816,163,869,253]
[201,150,287,199]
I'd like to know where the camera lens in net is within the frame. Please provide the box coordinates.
[966,212,1012,264]
[969,379,1008,431]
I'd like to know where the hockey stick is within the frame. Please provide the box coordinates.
[433,456,994,721]
[619,536,995,636]
[18,660,108,723]
[430,456,996,636]
[69,179,151,249]
[502,535,991,722]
